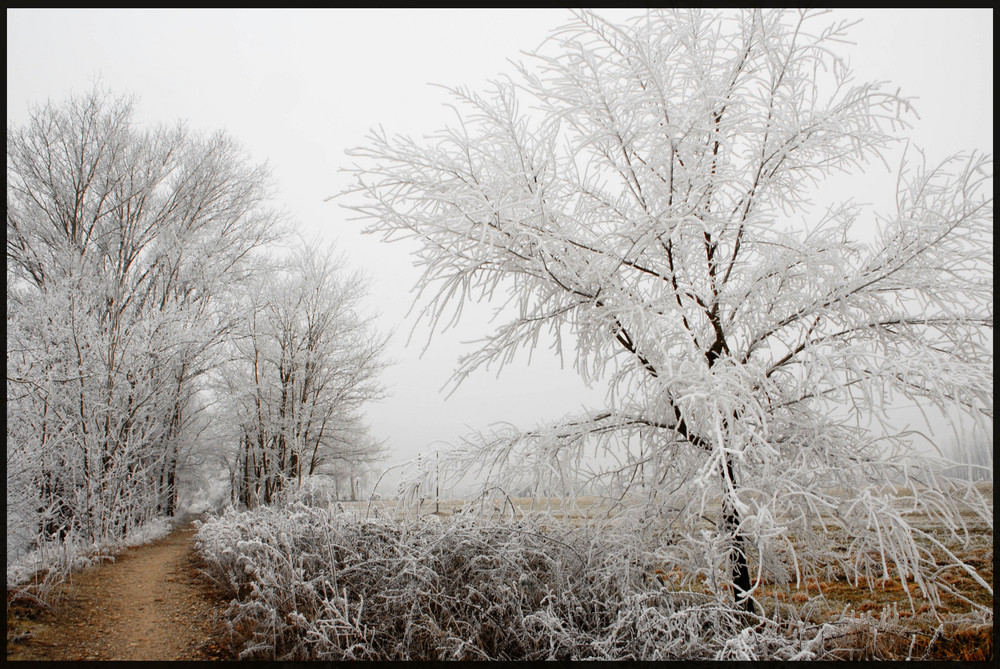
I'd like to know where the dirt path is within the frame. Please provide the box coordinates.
[6,520,232,661]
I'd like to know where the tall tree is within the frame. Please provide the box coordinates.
[345,10,992,612]
[7,88,283,545]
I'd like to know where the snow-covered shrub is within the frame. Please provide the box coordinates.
[275,475,342,510]
[194,503,858,660]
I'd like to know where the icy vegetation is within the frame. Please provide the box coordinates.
[194,503,784,660]
[938,434,994,483]
[8,7,992,660]
[193,500,991,661]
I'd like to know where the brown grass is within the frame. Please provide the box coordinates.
[750,520,993,661]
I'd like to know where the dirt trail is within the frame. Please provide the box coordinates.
[7,520,231,661]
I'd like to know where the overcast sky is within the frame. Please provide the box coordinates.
[7,9,993,487]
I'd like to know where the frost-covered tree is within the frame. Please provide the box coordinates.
[344,10,993,613]
[7,87,283,549]
[214,244,389,508]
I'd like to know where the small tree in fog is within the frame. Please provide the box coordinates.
[214,244,389,508]
[345,10,992,612]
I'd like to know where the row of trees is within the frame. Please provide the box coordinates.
[7,89,386,560]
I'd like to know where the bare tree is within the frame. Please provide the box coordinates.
[215,243,389,508]
[7,87,284,549]
[344,10,992,613]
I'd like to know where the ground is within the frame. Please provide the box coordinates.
[6,520,232,661]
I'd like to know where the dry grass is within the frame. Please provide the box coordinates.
[752,509,993,661]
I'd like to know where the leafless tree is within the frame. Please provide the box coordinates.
[344,10,992,613]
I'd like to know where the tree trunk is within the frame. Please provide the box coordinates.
[723,455,756,614]
[165,460,177,516]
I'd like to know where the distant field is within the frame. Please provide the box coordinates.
[338,481,993,524]
[337,495,606,520]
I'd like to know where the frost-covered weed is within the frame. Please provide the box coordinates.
[194,503,855,661]
[7,514,175,607]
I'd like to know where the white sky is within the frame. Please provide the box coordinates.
[7,9,993,486]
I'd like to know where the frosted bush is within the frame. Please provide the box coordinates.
[193,503,874,660]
